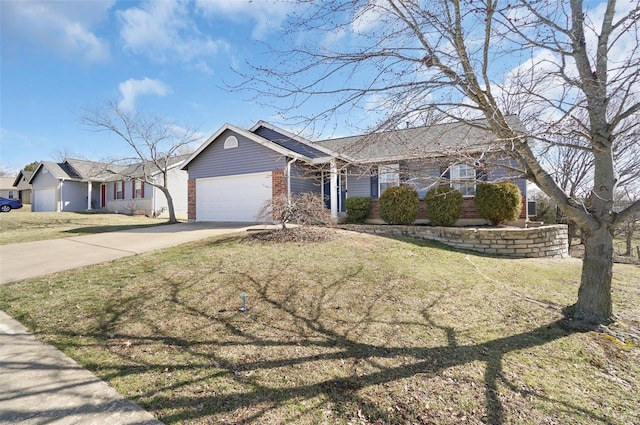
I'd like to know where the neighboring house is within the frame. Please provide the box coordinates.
[12,170,33,204]
[29,158,188,219]
[181,116,529,225]
[102,156,189,219]
[0,177,18,200]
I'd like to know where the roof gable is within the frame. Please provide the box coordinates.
[13,170,33,188]
[181,123,315,170]
[249,121,336,160]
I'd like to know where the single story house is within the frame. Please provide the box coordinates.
[29,157,188,219]
[181,116,529,225]
[12,170,33,204]
[0,177,18,200]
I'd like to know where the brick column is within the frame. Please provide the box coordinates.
[272,170,286,198]
[187,179,196,221]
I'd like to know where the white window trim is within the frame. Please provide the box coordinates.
[134,180,143,199]
[224,135,239,149]
[450,163,476,197]
[115,181,124,200]
[378,163,400,195]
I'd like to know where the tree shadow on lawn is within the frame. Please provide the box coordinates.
[61,223,169,235]
[51,258,607,424]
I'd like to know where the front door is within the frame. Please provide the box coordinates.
[101,184,106,208]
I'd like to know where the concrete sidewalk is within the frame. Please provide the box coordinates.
[0,222,273,424]
[0,310,163,425]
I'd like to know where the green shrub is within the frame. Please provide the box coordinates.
[474,182,522,225]
[425,186,463,226]
[379,186,419,225]
[345,196,373,223]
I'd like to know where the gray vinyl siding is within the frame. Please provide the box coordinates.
[487,157,527,196]
[289,162,322,195]
[253,127,326,159]
[30,168,59,189]
[346,166,372,197]
[187,130,286,179]
[60,180,88,211]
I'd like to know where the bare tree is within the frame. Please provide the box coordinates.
[238,0,640,327]
[0,166,16,177]
[81,101,201,224]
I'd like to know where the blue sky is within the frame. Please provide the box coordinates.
[1,0,303,172]
[1,0,630,175]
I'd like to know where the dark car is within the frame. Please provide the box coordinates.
[0,197,23,212]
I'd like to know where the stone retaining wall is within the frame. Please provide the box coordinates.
[341,224,569,259]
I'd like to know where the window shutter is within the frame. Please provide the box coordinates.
[370,166,379,199]
[141,182,145,198]
[399,161,408,185]
[132,181,136,199]
[113,182,117,200]
[440,165,451,181]
[476,168,488,181]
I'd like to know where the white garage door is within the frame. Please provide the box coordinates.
[196,172,272,222]
[34,187,56,212]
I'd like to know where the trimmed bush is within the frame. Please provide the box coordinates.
[345,196,373,223]
[425,186,463,226]
[379,186,419,225]
[474,182,522,225]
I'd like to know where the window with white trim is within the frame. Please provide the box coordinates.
[450,163,476,196]
[134,180,144,199]
[115,182,124,200]
[379,163,400,195]
[224,136,238,149]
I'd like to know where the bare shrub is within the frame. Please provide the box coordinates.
[257,193,333,229]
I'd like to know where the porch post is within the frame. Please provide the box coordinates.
[87,181,92,210]
[330,159,338,219]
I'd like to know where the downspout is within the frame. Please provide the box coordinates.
[87,180,92,210]
[59,180,64,212]
[286,157,297,202]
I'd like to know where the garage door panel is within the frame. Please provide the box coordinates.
[196,172,272,222]
[34,188,56,212]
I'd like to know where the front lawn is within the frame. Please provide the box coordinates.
[0,212,168,245]
[0,228,638,424]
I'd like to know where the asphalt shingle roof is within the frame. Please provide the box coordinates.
[314,115,525,163]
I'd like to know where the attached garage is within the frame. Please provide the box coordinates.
[196,172,272,222]
[182,123,333,222]
[33,187,56,212]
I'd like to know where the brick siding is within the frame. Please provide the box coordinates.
[187,179,196,221]
[272,170,286,198]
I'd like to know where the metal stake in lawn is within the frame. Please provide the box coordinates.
[239,292,247,312]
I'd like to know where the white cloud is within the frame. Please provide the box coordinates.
[194,0,294,39]
[118,78,171,111]
[351,0,386,34]
[117,1,227,64]
[0,0,113,63]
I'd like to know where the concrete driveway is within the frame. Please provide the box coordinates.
[0,222,268,285]
[0,221,272,424]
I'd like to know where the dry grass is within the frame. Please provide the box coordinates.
[1,228,638,424]
[0,211,167,245]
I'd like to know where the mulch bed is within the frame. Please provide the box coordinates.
[248,226,340,243]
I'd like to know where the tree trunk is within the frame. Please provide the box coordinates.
[570,224,615,326]
[624,223,632,256]
[159,186,177,224]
